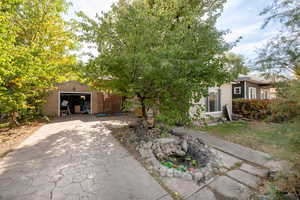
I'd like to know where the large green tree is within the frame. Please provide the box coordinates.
[225,53,250,77]
[0,0,77,124]
[256,0,300,79]
[78,0,231,123]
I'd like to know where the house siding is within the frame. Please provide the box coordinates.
[189,83,232,120]
[232,82,245,99]
[233,81,269,100]
[42,81,121,117]
[245,82,261,99]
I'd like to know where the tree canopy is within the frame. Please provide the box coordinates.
[78,0,231,124]
[256,0,300,79]
[0,0,77,124]
[225,53,250,77]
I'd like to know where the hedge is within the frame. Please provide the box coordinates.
[233,99,273,120]
[233,99,299,121]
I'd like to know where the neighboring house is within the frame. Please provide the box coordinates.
[42,81,122,117]
[232,75,276,100]
[190,83,232,120]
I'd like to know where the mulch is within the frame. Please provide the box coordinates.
[0,122,45,158]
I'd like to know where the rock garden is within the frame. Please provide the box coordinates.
[138,136,223,186]
[111,119,294,200]
[112,120,225,186]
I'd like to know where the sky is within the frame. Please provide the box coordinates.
[66,0,279,62]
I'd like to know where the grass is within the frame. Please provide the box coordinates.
[198,118,300,162]
[0,122,9,129]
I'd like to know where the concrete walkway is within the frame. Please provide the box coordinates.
[0,116,172,200]
[164,127,284,200]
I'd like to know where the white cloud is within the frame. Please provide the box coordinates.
[68,0,118,19]
[230,38,269,58]
[224,22,261,42]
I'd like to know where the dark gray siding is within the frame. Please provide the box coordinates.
[232,82,245,99]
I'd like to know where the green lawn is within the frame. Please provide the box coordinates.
[198,118,300,161]
[0,122,9,129]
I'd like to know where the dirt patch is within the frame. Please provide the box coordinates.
[0,122,45,158]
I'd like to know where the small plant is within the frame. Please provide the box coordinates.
[185,157,192,161]
[160,129,170,138]
[231,162,242,170]
[191,159,197,166]
[162,161,174,169]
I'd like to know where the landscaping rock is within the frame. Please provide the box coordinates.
[156,137,179,144]
[143,141,153,149]
[193,172,204,182]
[181,139,188,152]
[182,172,193,181]
[173,170,182,178]
[137,132,222,185]
[166,168,174,177]
[160,166,168,177]
[187,138,214,168]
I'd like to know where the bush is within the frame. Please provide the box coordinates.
[233,99,273,120]
[269,100,299,122]
[233,98,299,122]
[269,81,300,122]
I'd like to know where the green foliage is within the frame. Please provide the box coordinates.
[257,0,300,78]
[233,98,299,122]
[225,53,250,77]
[233,99,273,120]
[77,0,232,124]
[0,0,77,124]
[269,80,300,122]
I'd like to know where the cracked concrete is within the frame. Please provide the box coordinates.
[0,116,172,200]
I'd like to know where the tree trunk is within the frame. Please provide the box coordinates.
[137,93,148,120]
[121,96,127,111]
[141,99,147,120]
[9,111,19,127]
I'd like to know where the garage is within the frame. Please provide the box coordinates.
[42,81,122,117]
[60,92,92,115]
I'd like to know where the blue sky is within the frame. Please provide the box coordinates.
[67,0,279,61]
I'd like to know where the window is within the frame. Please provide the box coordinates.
[261,89,270,99]
[206,88,221,112]
[248,87,257,99]
[234,87,241,95]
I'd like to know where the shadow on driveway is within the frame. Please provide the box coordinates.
[0,116,170,200]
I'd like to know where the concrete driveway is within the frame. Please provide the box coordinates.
[0,116,172,200]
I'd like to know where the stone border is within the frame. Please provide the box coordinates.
[138,137,223,185]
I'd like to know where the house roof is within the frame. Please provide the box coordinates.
[235,75,272,85]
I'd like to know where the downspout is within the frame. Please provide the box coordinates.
[244,81,247,99]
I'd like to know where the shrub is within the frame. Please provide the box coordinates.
[233,98,299,122]
[269,100,299,122]
[269,80,300,122]
[233,99,273,120]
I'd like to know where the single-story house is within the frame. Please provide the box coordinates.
[190,83,232,120]
[232,75,276,100]
[42,81,122,117]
